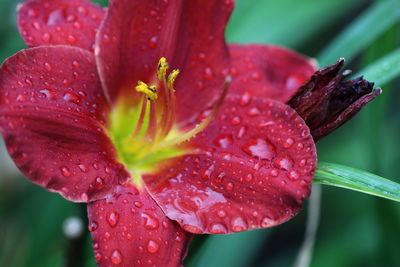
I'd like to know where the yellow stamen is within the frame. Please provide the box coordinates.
[157,57,169,81]
[167,69,180,89]
[136,81,157,100]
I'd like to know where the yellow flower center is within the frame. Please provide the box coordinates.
[107,57,230,188]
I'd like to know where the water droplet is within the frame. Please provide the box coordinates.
[288,170,299,181]
[217,209,226,218]
[204,67,213,80]
[27,8,38,18]
[107,211,119,227]
[81,193,89,202]
[134,201,143,208]
[273,156,293,171]
[283,138,294,148]
[95,177,105,188]
[72,60,80,68]
[245,173,253,182]
[225,182,234,191]
[296,142,304,151]
[232,217,248,232]
[269,169,279,177]
[242,138,275,160]
[68,35,77,43]
[44,62,52,71]
[261,217,273,227]
[237,126,247,139]
[147,240,159,253]
[41,33,51,42]
[240,92,252,106]
[78,163,89,173]
[141,212,160,230]
[88,221,98,232]
[94,252,102,262]
[111,249,122,264]
[210,223,228,234]
[231,116,241,125]
[60,166,71,177]
[63,92,81,105]
[213,134,233,148]
[247,107,261,117]
[73,22,81,29]
[148,36,158,48]
[66,14,76,22]
[32,22,41,30]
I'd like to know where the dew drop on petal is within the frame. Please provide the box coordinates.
[242,138,275,160]
[213,134,233,148]
[107,211,119,227]
[232,217,248,232]
[110,249,122,264]
[60,166,71,177]
[147,240,159,253]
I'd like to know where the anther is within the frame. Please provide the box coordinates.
[167,69,180,89]
[157,57,169,81]
[136,81,157,100]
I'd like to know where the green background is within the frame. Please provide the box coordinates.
[1,0,399,266]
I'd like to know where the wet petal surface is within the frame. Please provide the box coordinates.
[229,44,316,103]
[87,184,192,267]
[0,46,129,202]
[96,0,233,122]
[144,95,317,234]
[18,0,105,51]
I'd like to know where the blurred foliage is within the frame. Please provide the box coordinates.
[1,0,400,266]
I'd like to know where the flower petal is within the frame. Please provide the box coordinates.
[87,184,192,267]
[144,95,317,234]
[17,0,105,51]
[96,0,233,122]
[0,46,129,202]
[229,44,317,102]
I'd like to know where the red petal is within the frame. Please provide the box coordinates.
[17,0,105,52]
[0,46,129,202]
[144,95,317,234]
[229,44,317,103]
[87,184,192,267]
[96,0,233,122]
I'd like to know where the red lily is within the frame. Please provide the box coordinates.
[0,0,379,266]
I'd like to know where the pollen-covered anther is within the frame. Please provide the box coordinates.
[167,69,180,90]
[135,81,157,100]
[157,57,169,81]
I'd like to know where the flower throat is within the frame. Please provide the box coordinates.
[107,57,230,187]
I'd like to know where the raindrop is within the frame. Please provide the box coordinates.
[283,138,294,148]
[88,221,98,232]
[63,92,81,105]
[95,177,105,188]
[231,116,241,125]
[44,62,52,71]
[68,35,77,43]
[204,67,213,80]
[213,134,233,149]
[107,211,119,227]
[242,138,275,160]
[111,249,122,264]
[217,209,226,218]
[147,240,159,253]
[78,163,89,173]
[240,92,252,106]
[288,170,299,181]
[141,212,160,230]
[41,32,51,42]
[210,223,228,234]
[148,36,158,48]
[273,156,293,171]
[225,182,234,191]
[60,166,71,177]
[232,217,248,232]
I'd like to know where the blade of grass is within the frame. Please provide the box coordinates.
[318,0,400,66]
[314,162,400,202]
[355,48,400,86]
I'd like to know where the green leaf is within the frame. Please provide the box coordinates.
[226,0,364,48]
[314,162,400,202]
[318,0,400,66]
[356,48,400,86]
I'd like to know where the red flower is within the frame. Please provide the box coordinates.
[0,0,379,266]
